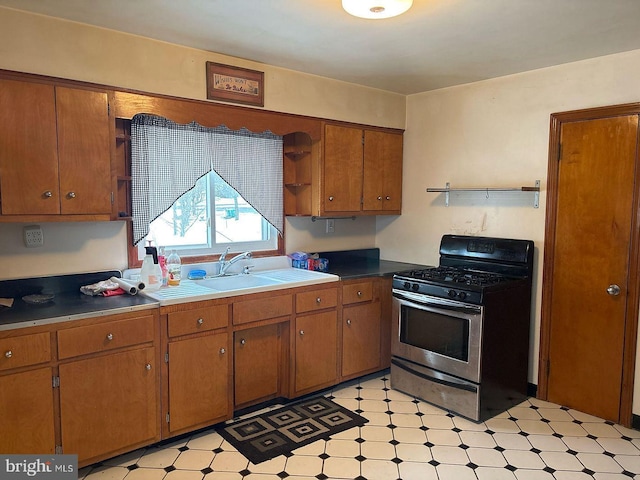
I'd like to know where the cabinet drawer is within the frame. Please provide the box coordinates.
[296,288,338,314]
[58,315,154,359]
[0,332,51,371]
[233,295,292,325]
[168,305,228,337]
[342,281,373,305]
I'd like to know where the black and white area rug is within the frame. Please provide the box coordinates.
[218,396,368,464]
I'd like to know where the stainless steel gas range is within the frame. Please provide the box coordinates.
[390,234,534,422]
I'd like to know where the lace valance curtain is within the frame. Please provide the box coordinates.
[131,114,283,245]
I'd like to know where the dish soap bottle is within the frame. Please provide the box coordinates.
[166,249,181,286]
[140,245,162,292]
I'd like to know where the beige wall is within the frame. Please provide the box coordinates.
[0,7,402,280]
[375,48,640,413]
[2,6,640,416]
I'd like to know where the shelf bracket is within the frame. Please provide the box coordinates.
[533,180,540,208]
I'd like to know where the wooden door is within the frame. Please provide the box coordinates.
[541,113,639,423]
[168,332,229,433]
[234,324,280,407]
[342,302,381,378]
[0,367,55,454]
[0,79,59,214]
[59,347,158,462]
[294,311,338,394]
[363,130,403,212]
[323,124,363,213]
[56,87,112,214]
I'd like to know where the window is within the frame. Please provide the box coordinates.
[130,114,284,264]
[137,170,278,260]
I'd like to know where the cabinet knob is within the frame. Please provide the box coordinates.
[197,318,204,325]
[377,196,382,201]
[43,191,53,198]
[145,363,152,370]
[106,333,113,341]
[67,192,76,199]
[328,196,334,201]
[5,350,12,358]
[299,330,305,336]
[220,348,226,354]
[357,291,362,297]
[346,319,352,326]
[316,297,322,304]
[240,338,246,346]
[386,196,391,201]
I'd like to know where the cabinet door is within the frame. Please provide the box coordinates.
[234,324,280,407]
[59,347,158,463]
[294,311,338,394]
[342,303,381,378]
[363,130,403,212]
[0,79,59,214]
[0,367,55,454]
[168,332,229,433]
[323,124,363,213]
[56,86,112,214]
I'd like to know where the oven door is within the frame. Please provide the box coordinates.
[391,289,483,383]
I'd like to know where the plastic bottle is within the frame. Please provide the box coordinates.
[166,249,182,286]
[158,246,168,286]
[140,246,162,292]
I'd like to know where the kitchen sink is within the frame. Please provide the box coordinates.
[195,274,284,291]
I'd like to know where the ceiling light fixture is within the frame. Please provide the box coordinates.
[342,0,413,19]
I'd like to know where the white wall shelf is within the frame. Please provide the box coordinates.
[426,180,540,208]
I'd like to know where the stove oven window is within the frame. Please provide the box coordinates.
[399,305,469,362]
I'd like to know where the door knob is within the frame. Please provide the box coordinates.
[607,284,621,296]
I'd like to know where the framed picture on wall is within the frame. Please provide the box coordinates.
[206,62,264,107]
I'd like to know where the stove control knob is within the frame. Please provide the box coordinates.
[448,289,457,298]
[458,291,467,300]
[404,281,411,290]
[411,283,420,292]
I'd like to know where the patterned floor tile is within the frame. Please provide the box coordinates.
[81,371,640,480]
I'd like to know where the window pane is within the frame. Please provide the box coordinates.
[139,171,277,259]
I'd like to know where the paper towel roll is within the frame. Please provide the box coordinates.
[110,277,140,295]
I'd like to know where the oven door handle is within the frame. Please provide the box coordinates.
[391,358,478,393]
[392,289,482,315]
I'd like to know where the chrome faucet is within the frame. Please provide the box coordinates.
[218,250,252,276]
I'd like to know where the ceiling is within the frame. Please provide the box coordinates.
[2,0,640,95]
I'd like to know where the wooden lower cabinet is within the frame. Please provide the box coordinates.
[59,347,158,463]
[167,332,230,434]
[234,324,282,408]
[0,367,56,454]
[293,311,338,395]
[341,302,382,379]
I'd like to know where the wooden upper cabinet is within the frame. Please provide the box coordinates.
[288,122,403,217]
[56,86,112,215]
[0,79,59,214]
[363,130,403,213]
[0,79,112,217]
[323,124,364,213]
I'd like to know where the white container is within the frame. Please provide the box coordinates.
[140,246,162,291]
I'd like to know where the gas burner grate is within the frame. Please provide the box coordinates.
[401,267,511,287]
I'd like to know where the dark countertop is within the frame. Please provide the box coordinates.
[318,248,432,279]
[0,271,158,330]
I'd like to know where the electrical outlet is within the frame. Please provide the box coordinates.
[326,219,335,234]
[23,225,44,248]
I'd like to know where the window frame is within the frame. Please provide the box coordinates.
[133,170,281,263]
